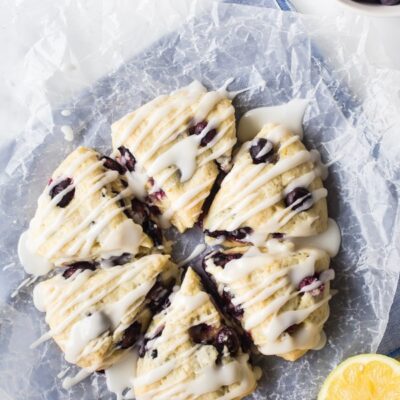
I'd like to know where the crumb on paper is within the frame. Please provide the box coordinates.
[61,125,74,142]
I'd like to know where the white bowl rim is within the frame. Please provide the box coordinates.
[335,0,400,17]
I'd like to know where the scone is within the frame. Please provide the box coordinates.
[111,81,237,233]
[204,244,334,361]
[32,254,178,371]
[204,123,328,247]
[134,267,258,400]
[25,146,155,268]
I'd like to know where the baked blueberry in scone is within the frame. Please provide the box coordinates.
[204,123,328,247]
[111,81,237,233]
[134,267,258,400]
[32,254,178,371]
[204,244,334,361]
[25,146,155,269]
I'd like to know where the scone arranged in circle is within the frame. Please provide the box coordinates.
[25,146,156,269]
[32,254,178,371]
[134,267,258,400]
[204,244,334,361]
[111,81,237,233]
[204,123,328,247]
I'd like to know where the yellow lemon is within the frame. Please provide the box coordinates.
[318,354,400,400]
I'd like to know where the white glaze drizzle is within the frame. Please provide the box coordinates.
[237,99,309,142]
[17,230,53,276]
[105,349,138,400]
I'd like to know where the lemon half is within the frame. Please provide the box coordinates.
[318,354,400,400]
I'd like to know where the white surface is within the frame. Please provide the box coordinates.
[336,0,400,17]
[292,0,400,69]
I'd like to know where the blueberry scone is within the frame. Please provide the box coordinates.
[111,81,236,233]
[204,123,328,247]
[32,254,178,371]
[204,244,334,361]
[134,267,258,400]
[25,146,156,269]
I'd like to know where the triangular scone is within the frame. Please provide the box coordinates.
[32,254,178,371]
[204,123,328,247]
[204,245,334,361]
[111,81,237,233]
[26,146,153,268]
[135,268,258,400]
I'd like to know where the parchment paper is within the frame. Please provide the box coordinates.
[0,2,400,399]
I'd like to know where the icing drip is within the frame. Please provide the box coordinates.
[65,311,111,363]
[147,135,199,183]
[105,349,138,400]
[17,230,53,276]
[289,218,341,257]
[62,368,94,389]
[237,99,309,142]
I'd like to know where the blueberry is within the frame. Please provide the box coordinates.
[117,321,142,349]
[188,323,215,345]
[150,189,166,202]
[142,219,162,247]
[138,325,164,358]
[214,327,240,357]
[221,289,244,319]
[146,279,174,313]
[49,177,75,208]
[298,274,324,296]
[205,227,253,243]
[285,187,313,211]
[151,349,158,359]
[285,324,301,336]
[117,146,136,172]
[100,155,126,175]
[249,138,275,164]
[62,261,97,279]
[131,198,149,224]
[211,252,242,268]
[189,120,217,147]
[189,121,208,136]
[106,253,132,266]
[271,232,284,239]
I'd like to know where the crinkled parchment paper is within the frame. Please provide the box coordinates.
[0,1,400,399]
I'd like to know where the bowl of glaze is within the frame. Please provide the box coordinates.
[335,0,400,16]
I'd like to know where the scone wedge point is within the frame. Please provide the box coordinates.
[135,267,258,400]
